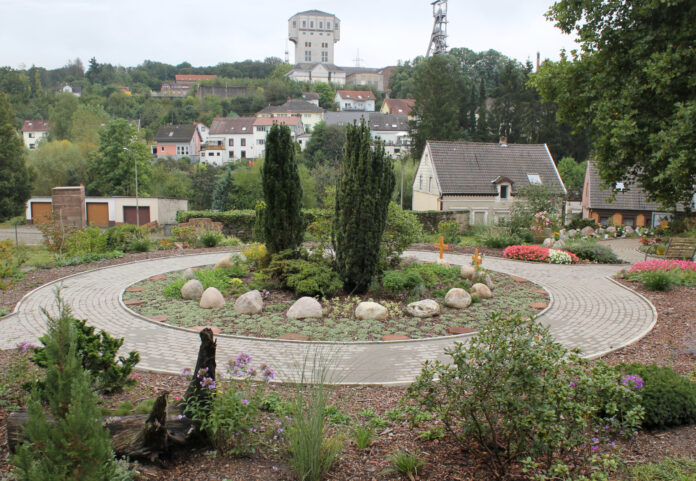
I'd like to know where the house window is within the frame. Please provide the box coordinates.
[526,173,542,185]
[29,143,35,149]
[429,177,432,191]
[319,21,323,28]
[305,51,312,61]
[310,21,314,28]
[500,185,509,199]
[240,139,246,146]
[293,20,296,27]
[302,20,306,27]
[327,22,331,29]
[228,138,234,146]
[228,150,233,157]
[419,175,423,189]
[624,218,635,227]
[616,182,625,191]
[321,51,328,62]
[28,132,34,138]
[241,151,246,158]
[160,146,164,152]
[257,139,265,145]
[256,126,265,132]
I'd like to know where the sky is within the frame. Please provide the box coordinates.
[0,0,578,70]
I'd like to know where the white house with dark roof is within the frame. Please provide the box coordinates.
[22,120,51,149]
[252,117,305,159]
[369,113,410,157]
[203,117,256,164]
[413,140,566,225]
[335,90,376,111]
[256,98,325,132]
[286,63,346,85]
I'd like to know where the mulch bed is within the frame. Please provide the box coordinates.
[1,251,695,479]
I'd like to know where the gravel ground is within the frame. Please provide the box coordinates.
[1,251,695,480]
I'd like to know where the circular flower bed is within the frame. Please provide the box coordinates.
[503,245,580,264]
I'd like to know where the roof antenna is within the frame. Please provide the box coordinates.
[353,49,363,68]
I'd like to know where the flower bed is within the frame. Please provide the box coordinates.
[620,259,696,289]
[503,245,580,264]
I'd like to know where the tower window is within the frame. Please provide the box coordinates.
[327,22,331,29]
[293,20,296,27]
[321,51,328,62]
[310,21,314,28]
[319,21,323,28]
[305,50,312,62]
[302,20,306,27]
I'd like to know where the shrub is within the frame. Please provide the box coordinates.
[503,244,580,264]
[36,213,78,253]
[567,217,598,231]
[405,313,643,479]
[437,220,460,244]
[32,307,140,394]
[621,363,696,429]
[380,203,424,269]
[243,243,269,268]
[641,270,674,291]
[164,278,187,298]
[125,238,150,252]
[198,229,223,247]
[171,225,198,246]
[0,239,27,280]
[479,231,524,249]
[263,251,342,297]
[564,239,621,263]
[106,224,148,252]
[53,250,124,267]
[195,268,234,293]
[65,226,107,255]
[622,259,696,287]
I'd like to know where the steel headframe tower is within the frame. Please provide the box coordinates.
[426,0,448,57]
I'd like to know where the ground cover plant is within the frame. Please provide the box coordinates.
[124,261,548,341]
[503,244,580,264]
[620,260,696,290]
[563,239,621,263]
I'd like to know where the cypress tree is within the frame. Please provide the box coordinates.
[261,123,304,254]
[12,296,118,480]
[211,164,234,211]
[333,120,395,293]
[0,92,33,221]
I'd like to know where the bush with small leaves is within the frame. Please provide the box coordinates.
[105,224,149,252]
[564,240,621,263]
[437,220,460,244]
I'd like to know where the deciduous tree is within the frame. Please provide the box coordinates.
[0,93,33,221]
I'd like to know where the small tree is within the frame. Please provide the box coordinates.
[0,92,33,221]
[261,124,304,254]
[12,295,119,480]
[333,121,395,293]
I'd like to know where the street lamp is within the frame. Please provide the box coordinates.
[123,147,139,227]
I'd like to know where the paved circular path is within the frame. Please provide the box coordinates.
[0,250,655,384]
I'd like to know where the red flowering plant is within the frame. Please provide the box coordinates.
[503,245,580,264]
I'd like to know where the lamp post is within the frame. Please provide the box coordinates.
[123,147,139,227]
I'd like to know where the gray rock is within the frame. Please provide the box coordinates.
[214,254,239,270]
[552,240,566,250]
[471,283,493,299]
[460,265,476,280]
[181,268,196,280]
[581,226,595,236]
[542,237,555,248]
[483,273,495,291]
[234,289,263,314]
[624,226,634,234]
[355,301,389,320]
[199,287,225,309]
[287,297,323,319]
[181,279,204,300]
[436,258,450,267]
[405,299,441,318]
[567,229,578,238]
[444,288,472,309]
[606,225,617,235]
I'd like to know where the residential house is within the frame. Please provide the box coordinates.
[323,111,368,127]
[153,124,202,161]
[202,117,256,165]
[252,117,305,158]
[286,63,346,85]
[301,92,320,106]
[413,140,566,225]
[582,161,683,227]
[335,90,376,111]
[380,98,416,119]
[369,113,410,157]
[56,84,81,97]
[256,98,325,132]
[22,120,51,149]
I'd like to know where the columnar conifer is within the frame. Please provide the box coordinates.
[261,123,304,253]
[333,120,395,293]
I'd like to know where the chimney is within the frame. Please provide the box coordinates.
[499,136,508,146]
[536,52,540,72]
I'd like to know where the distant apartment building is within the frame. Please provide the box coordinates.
[256,98,325,132]
[202,117,256,165]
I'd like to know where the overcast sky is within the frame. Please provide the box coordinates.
[0,0,577,70]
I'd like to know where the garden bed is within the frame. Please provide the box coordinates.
[123,266,549,341]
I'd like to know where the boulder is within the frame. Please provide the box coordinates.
[400,255,419,267]
[405,299,440,318]
[624,225,634,235]
[444,288,472,309]
[581,226,595,237]
[471,283,493,299]
[606,225,617,235]
[199,287,225,309]
[214,255,239,270]
[552,240,566,250]
[436,258,450,267]
[542,237,555,248]
[234,290,263,314]
[460,265,476,280]
[567,229,578,238]
[181,279,204,300]
[287,297,323,319]
[482,273,495,291]
[181,268,196,280]
[355,301,389,321]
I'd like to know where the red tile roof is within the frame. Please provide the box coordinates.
[253,117,302,126]
[175,74,217,82]
[336,90,376,101]
[22,120,51,132]
[383,98,415,115]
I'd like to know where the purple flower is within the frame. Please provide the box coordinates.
[569,381,575,387]
[591,446,598,451]
[241,399,250,405]
[592,437,599,444]
[180,367,191,376]
[177,414,185,420]
[621,374,644,389]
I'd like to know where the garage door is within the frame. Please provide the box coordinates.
[123,206,150,225]
[31,202,52,224]
[86,203,109,227]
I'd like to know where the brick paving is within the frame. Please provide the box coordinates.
[0,250,656,385]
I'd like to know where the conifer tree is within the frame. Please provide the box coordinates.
[0,92,33,221]
[12,296,118,481]
[333,121,395,293]
[261,123,304,254]
[211,164,234,211]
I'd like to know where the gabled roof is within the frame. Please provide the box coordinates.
[22,120,51,132]
[383,98,415,116]
[209,117,256,135]
[336,90,376,101]
[425,141,566,196]
[154,124,198,143]
[302,92,320,101]
[584,161,669,211]
[257,99,324,115]
[253,117,302,127]
[324,111,368,126]
[368,113,409,131]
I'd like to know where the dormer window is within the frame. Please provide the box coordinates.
[616,182,625,191]
[500,184,509,199]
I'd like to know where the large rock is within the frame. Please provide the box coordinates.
[444,288,472,309]
[436,258,450,267]
[214,255,239,270]
[234,289,263,314]
[199,287,225,309]
[542,237,555,248]
[552,240,566,250]
[471,283,493,299]
[287,297,323,319]
[624,225,634,235]
[181,268,196,280]
[482,273,495,291]
[460,265,476,280]
[181,279,204,300]
[581,226,595,237]
[567,229,578,238]
[406,299,440,318]
[355,301,389,320]
[606,225,617,235]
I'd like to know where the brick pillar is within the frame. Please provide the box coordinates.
[51,185,85,228]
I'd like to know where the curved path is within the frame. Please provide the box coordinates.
[0,251,655,384]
